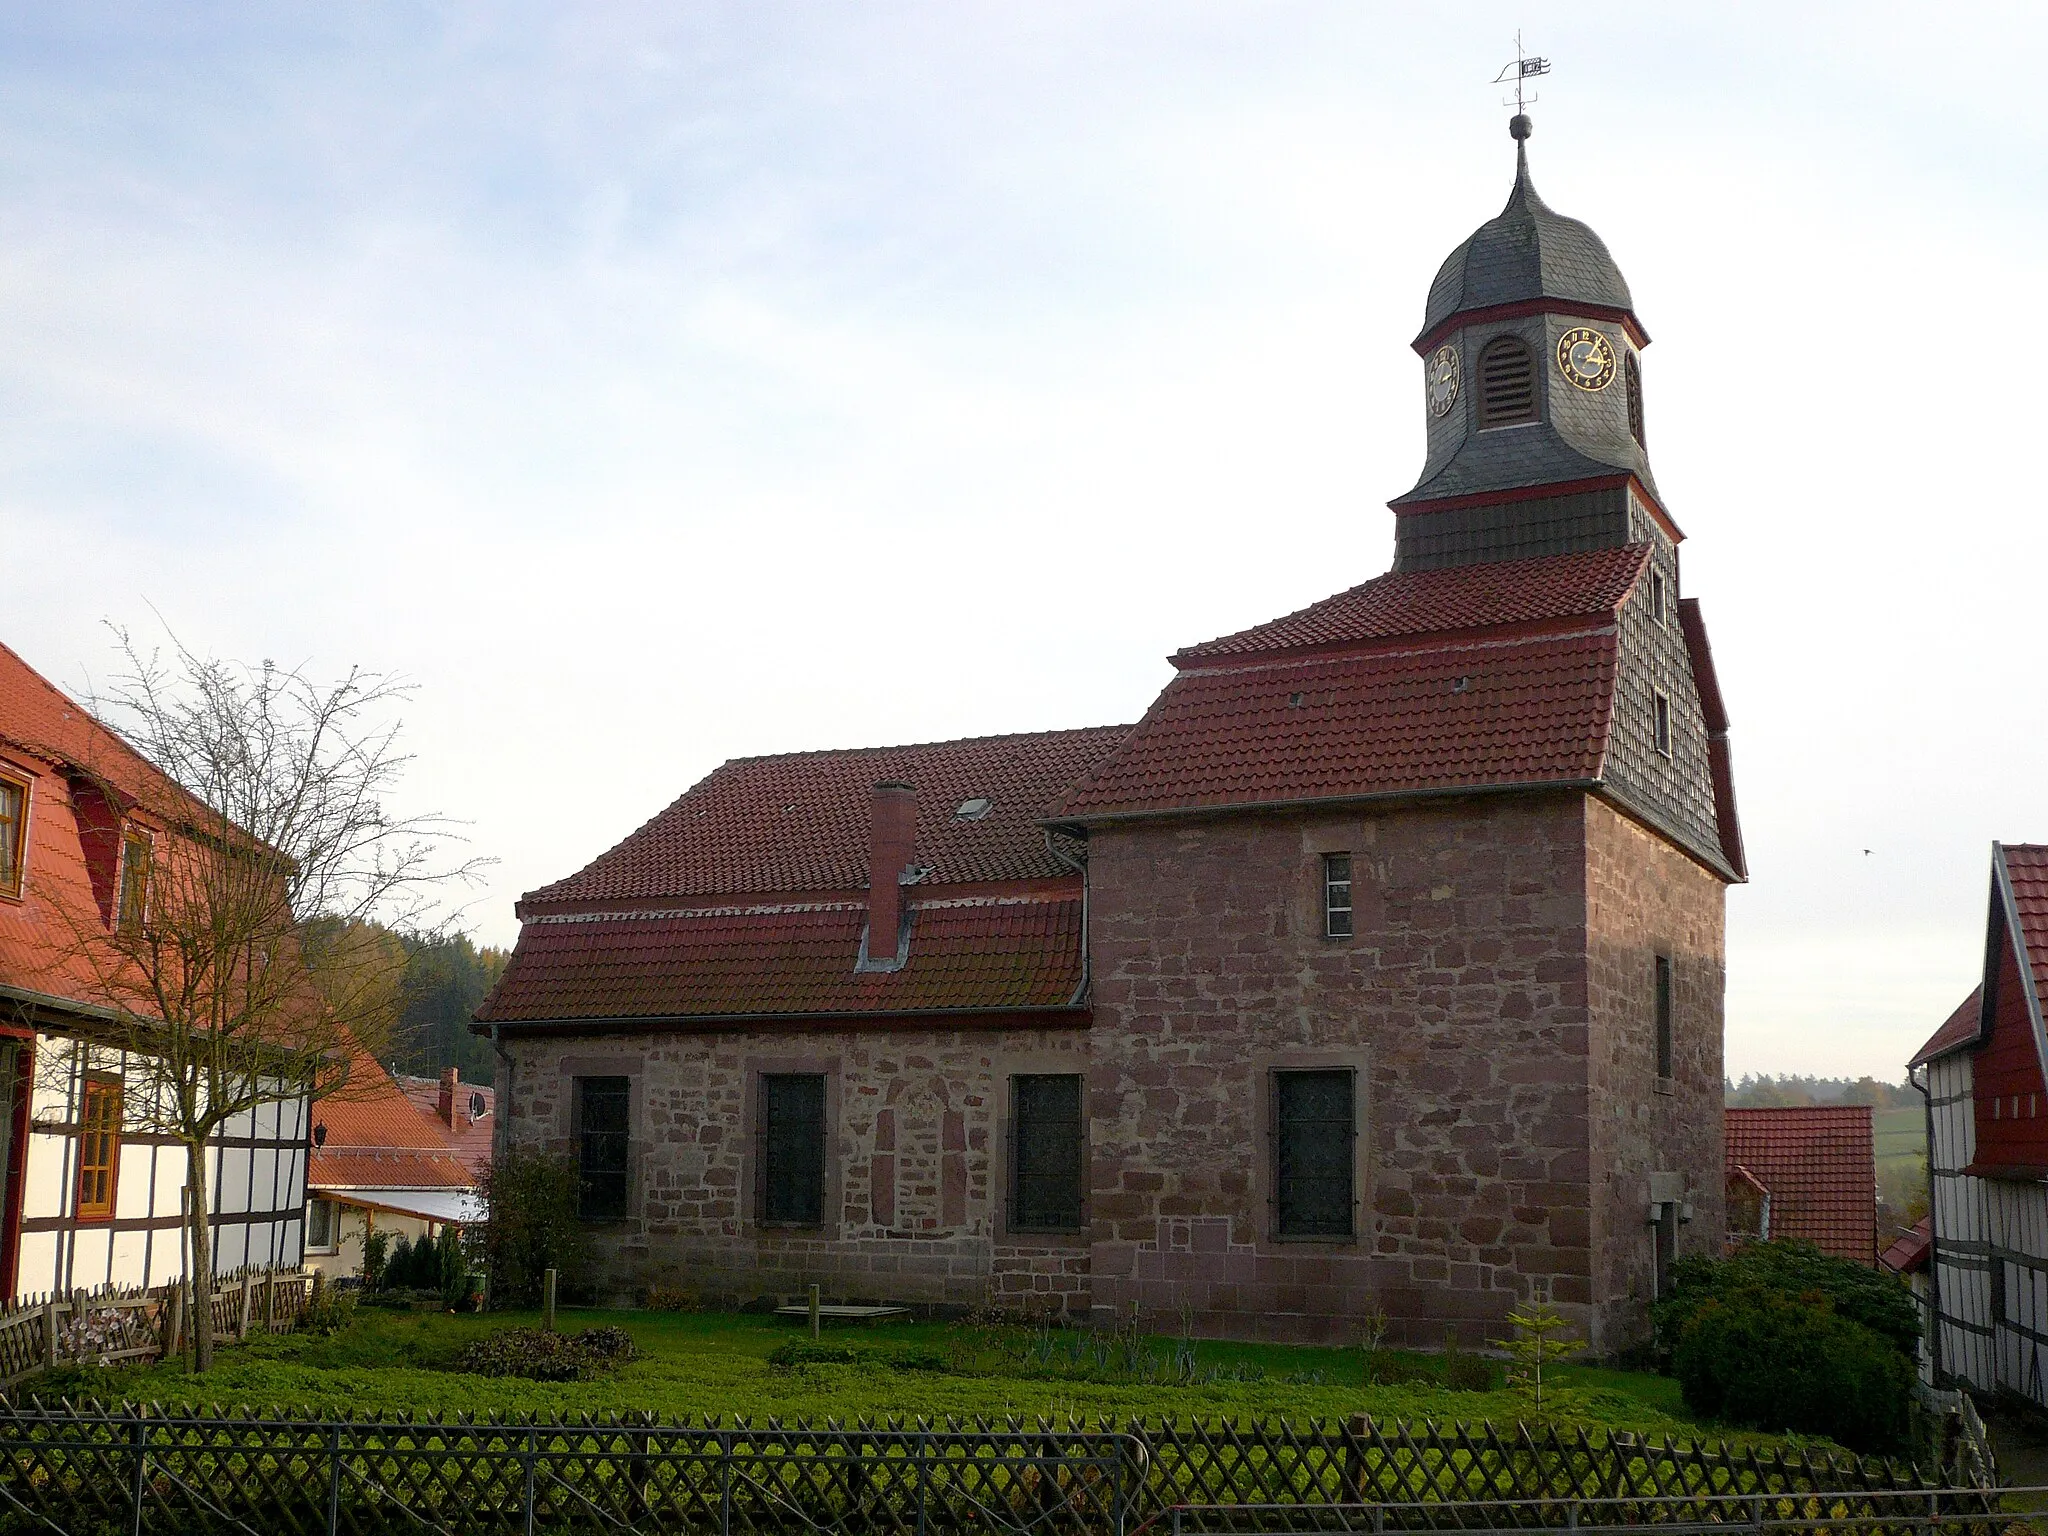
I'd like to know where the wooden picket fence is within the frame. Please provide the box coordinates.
[0,1265,312,1391]
[0,1404,1960,1536]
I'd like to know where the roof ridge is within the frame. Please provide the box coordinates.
[718,722,1135,768]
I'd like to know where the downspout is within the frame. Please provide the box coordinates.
[1911,1061,1945,1383]
[1044,830,1090,1007]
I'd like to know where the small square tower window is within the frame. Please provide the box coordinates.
[1322,853,1353,938]
[1652,693,1672,757]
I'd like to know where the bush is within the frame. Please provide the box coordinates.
[476,1148,591,1309]
[1653,1239,1919,1366]
[1673,1287,1914,1452]
[301,1272,357,1335]
[455,1326,638,1381]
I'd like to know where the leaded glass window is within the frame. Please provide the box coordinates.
[1274,1069,1354,1238]
[762,1074,825,1225]
[1011,1074,1084,1231]
[576,1076,630,1222]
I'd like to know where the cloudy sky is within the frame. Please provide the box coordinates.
[5,3,2042,1080]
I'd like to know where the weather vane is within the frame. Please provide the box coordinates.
[1492,32,1551,115]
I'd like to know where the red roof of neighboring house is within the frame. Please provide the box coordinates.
[523,726,1131,913]
[310,1041,474,1193]
[2002,844,2048,1022]
[397,1074,494,1175]
[1879,1216,1932,1275]
[1174,545,1648,663]
[480,896,1082,1023]
[0,642,207,1011]
[1725,1105,1877,1263]
[1911,988,1984,1067]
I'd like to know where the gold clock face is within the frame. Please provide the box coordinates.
[1556,326,1617,391]
[1426,344,1459,417]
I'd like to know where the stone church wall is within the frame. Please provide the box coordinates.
[495,1024,1091,1313]
[1082,792,1599,1346]
[1582,795,1727,1350]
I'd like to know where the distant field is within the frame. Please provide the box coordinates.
[1874,1105,1924,1166]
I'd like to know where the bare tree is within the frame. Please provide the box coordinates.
[42,627,481,1370]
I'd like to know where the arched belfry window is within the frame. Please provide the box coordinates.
[1477,336,1537,428]
[1625,351,1646,448]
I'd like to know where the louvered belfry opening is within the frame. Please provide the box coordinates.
[1476,336,1538,428]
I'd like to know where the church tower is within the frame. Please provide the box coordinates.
[1397,115,1741,888]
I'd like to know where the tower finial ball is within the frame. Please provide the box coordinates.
[1509,114,1532,141]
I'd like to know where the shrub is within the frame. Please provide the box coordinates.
[301,1272,358,1335]
[768,1340,863,1369]
[1653,1239,1918,1366]
[1673,1286,1914,1452]
[476,1148,591,1308]
[360,1230,391,1291]
[455,1326,638,1381]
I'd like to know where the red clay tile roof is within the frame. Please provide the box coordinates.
[310,1040,474,1192]
[1879,1215,1932,1275]
[1052,631,1616,820]
[480,896,1082,1024]
[524,727,1130,911]
[397,1075,494,1176]
[1174,545,1648,663]
[0,641,228,1012]
[1725,1105,1877,1263]
[2001,843,2048,1025]
[1911,987,1984,1068]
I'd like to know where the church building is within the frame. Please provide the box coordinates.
[478,117,1744,1352]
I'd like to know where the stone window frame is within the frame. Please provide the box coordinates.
[1299,826,1366,945]
[558,1055,644,1229]
[740,1053,843,1238]
[990,1048,1092,1247]
[1251,1047,1372,1249]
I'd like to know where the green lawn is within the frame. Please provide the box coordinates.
[1874,1106,1924,1163]
[35,1305,1730,1440]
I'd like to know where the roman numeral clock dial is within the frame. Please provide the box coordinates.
[1555,326,1616,390]
[1426,344,1460,416]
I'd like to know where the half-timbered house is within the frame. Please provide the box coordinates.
[0,640,310,1296]
[1912,842,2048,1401]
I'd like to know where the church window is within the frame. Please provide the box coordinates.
[575,1076,631,1222]
[1626,351,1646,447]
[761,1073,826,1225]
[1649,571,1666,627]
[1652,693,1672,757]
[1273,1069,1355,1238]
[76,1075,122,1220]
[1010,1074,1084,1231]
[1477,337,1538,428]
[1322,854,1353,938]
[1654,954,1674,1080]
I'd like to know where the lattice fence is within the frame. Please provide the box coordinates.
[0,1403,1949,1536]
[0,1265,310,1392]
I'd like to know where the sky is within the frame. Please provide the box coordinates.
[4,3,2044,1082]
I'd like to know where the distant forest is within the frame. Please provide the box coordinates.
[1724,1073,1918,1109]
[385,932,509,1084]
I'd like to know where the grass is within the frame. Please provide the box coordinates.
[33,1305,1742,1442]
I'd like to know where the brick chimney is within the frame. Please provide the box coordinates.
[437,1067,460,1129]
[861,780,917,971]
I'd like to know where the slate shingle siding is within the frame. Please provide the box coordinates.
[1602,525,1728,874]
[1395,486,1632,572]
